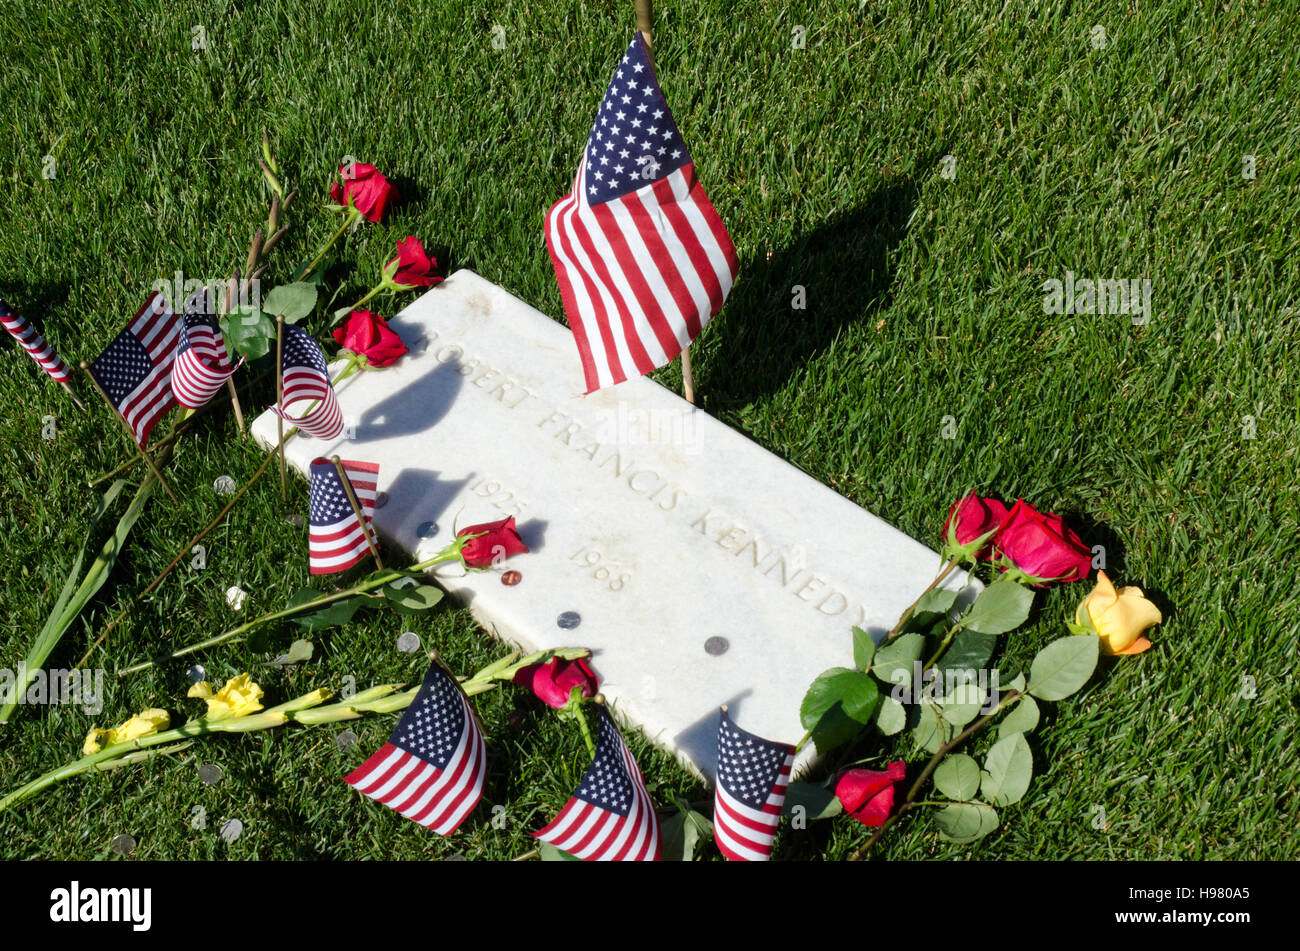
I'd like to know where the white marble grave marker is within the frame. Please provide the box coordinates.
[252,270,973,776]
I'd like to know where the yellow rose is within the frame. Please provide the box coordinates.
[1075,571,1163,655]
[197,673,264,720]
[83,708,170,755]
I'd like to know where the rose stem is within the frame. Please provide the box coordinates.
[845,689,1025,860]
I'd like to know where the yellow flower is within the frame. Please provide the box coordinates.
[195,673,264,720]
[1075,571,1163,655]
[83,708,170,755]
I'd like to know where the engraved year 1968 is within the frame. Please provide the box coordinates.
[569,545,632,592]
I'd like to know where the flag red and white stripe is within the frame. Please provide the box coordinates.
[545,34,738,393]
[711,709,793,861]
[344,662,487,835]
[172,293,238,409]
[0,297,71,383]
[308,457,378,575]
[533,706,661,861]
[273,324,343,440]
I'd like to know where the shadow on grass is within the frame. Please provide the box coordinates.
[0,279,73,357]
[707,175,922,407]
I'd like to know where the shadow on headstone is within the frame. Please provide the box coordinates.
[674,690,754,783]
[707,176,922,406]
[384,467,472,534]
[514,517,548,554]
[351,358,464,443]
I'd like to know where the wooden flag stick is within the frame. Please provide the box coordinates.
[141,445,281,600]
[275,315,287,499]
[635,0,698,405]
[79,362,177,503]
[218,271,248,436]
[59,379,87,413]
[331,454,383,570]
[225,377,246,434]
[678,347,696,404]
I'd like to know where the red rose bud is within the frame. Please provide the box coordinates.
[388,236,443,288]
[942,493,1010,558]
[834,761,906,827]
[512,657,599,709]
[332,310,408,368]
[994,499,1092,584]
[329,162,399,223]
[457,516,529,568]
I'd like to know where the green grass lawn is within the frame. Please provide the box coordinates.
[0,0,1296,860]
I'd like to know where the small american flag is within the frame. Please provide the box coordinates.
[0,296,71,383]
[273,325,343,439]
[344,661,487,836]
[545,33,739,393]
[534,706,661,861]
[87,292,180,447]
[171,289,237,409]
[711,709,793,862]
[308,456,379,575]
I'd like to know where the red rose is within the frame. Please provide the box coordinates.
[994,499,1092,583]
[456,516,529,568]
[942,493,1011,558]
[329,162,399,223]
[512,657,599,709]
[834,761,906,827]
[332,310,408,367]
[388,236,443,288]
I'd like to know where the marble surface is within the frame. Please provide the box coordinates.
[251,269,974,777]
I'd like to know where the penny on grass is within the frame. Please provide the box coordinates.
[501,570,522,586]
